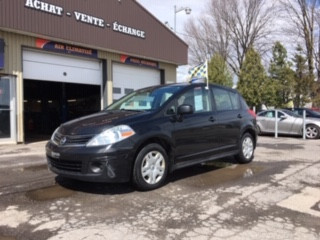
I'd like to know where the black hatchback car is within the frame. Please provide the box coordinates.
[46,83,257,190]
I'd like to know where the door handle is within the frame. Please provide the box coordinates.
[209,116,216,122]
[237,114,243,119]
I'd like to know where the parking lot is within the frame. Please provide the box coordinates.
[0,136,319,240]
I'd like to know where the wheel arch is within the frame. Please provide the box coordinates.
[132,136,174,175]
[240,127,257,148]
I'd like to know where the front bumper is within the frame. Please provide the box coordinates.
[46,141,135,183]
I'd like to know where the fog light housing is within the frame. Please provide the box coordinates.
[89,161,104,173]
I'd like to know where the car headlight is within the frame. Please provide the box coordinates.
[86,125,135,147]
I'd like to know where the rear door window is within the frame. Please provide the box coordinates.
[211,87,239,111]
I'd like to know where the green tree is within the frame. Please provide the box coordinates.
[292,46,314,107]
[268,42,295,107]
[237,48,274,108]
[208,53,233,87]
[311,82,320,107]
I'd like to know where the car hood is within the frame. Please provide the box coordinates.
[58,110,149,135]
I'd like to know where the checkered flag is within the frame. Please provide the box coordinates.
[188,61,208,81]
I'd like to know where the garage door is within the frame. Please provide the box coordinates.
[112,63,160,100]
[23,49,102,85]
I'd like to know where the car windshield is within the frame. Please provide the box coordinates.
[310,109,320,117]
[106,85,184,111]
[281,109,300,118]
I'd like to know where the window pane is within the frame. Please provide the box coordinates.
[194,87,210,112]
[0,78,10,109]
[0,110,10,138]
[266,111,274,118]
[212,88,233,111]
[0,78,11,138]
[108,85,183,111]
[229,91,240,110]
[178,87,210,113]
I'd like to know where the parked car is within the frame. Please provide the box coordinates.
[257,109,320,139]
[46,83,257,190]
[285,107,320,119]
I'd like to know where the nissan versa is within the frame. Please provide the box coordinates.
[46,83,257,190]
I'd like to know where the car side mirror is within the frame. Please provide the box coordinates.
[280,115,287,120]
[178,104,193,115]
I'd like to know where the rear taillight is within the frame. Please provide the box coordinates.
[248,109,256,118]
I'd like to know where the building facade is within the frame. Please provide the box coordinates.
[0,0,188,143]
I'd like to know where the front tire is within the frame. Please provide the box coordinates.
[306,124,320,139]
[236,133,254,164]
[132,143,169,191]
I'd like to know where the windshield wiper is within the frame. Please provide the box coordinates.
[120,109,146,112]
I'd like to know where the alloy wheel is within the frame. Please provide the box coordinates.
[306,126,319,139]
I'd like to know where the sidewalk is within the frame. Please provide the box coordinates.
[0,141,47,169]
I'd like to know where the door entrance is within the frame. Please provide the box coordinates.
[24,80,101,141]
[0,76,16,142]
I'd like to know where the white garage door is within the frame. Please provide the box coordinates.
[112,63,160,100]
[23,50,102,85]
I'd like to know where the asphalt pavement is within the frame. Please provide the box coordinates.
[0,136,319,240]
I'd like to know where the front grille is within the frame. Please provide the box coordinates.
[48,157,82,173]
[53,132,94,146]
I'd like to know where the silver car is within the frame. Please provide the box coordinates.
[257,109,320,139]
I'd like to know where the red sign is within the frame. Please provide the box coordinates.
[120,55,159,69]
[36,38,98,58]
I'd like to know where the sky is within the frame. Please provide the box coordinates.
[136,1,302,83]
[136,0,210,82]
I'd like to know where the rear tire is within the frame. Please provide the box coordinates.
[132,143,169,191]
[236,133,254,164]
[306,124,320,139]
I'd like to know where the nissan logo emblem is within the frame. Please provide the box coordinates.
[60,137,67,145]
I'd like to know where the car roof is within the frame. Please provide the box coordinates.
[146,82,237,92]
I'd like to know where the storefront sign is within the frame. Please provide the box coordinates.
[74,11,105,28]
[0,39,4,70]
[120,55,159,69]
[113,22,145,39]
[24,0,146,39]
[25,0,63,16]
[36,39,98,58]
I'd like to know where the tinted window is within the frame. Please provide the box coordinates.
[294,109,302,116]
[282,109,299,117]
[278,111,284,118]
[212,88,233,111]
[229,91,241,110]
[311,110,320,117]
[177,86,210,113]
[257,111,267,117]
[240,96,249,110]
